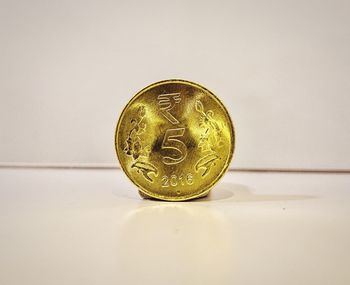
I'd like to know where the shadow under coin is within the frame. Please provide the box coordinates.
[194,182,316,203]
[116,203,235,285]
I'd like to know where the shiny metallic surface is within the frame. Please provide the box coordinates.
[115,79,235,201]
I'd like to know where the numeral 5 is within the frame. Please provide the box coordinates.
[161,128,187,165]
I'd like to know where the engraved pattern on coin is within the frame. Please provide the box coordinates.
[123,105,158,182]
[158,93,187,167]
[194,100,223,177]
[157,93,181,125]
[161,128,187,165]
[161,173,193,188]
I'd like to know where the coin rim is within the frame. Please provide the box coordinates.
[115,79,235,201]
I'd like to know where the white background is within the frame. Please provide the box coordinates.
[1,0,349,170]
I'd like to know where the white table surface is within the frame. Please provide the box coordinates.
[0,168,349,285]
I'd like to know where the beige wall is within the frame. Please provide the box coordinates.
[0,0,349,170]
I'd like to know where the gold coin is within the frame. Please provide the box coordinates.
[115,79,235,201]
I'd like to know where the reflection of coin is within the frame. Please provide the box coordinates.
[116,204,234,284]
[115,79,235,201]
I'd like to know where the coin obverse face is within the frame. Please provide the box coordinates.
[115,79,235,201]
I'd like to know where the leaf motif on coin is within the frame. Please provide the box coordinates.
[195,153,220,177]
[194,100,223,177]
[124,105,158,182]
[131,161,158,182]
